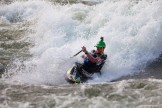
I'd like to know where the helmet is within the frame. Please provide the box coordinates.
[95,37,106,48]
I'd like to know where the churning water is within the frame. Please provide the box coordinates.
[0,0,162,107]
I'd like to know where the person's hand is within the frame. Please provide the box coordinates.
[82,46,87,53]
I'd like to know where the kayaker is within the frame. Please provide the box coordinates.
[80,37,107,77]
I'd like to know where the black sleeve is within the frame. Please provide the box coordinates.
[101,54,107,60]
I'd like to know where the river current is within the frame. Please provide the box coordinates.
[0,0,162,107]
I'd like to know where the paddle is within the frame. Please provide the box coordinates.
[70,50,82,58]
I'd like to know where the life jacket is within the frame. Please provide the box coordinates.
[82,50,107,73]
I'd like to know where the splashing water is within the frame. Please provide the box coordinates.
[1,0,162,85]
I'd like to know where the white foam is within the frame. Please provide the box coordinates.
[3,0,162,85]
[0,16,10,24]
[0,0,48,23]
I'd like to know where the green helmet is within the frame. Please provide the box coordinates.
[95,37,106,48]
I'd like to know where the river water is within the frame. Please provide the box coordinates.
[0,0,162,107]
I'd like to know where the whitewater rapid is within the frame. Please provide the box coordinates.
[0,0,162,85]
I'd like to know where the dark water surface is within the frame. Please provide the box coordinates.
[0,0,162,107]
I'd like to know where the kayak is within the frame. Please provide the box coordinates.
[65,63,93,83]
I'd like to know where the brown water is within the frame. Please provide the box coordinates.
[0,0,162,108]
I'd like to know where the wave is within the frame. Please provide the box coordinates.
[1,0,162,85]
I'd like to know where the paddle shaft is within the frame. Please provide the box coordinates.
[71,50,82,58]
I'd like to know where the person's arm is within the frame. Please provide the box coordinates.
[82,46,103,63]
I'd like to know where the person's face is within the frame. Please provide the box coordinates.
[97,47,104,53]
